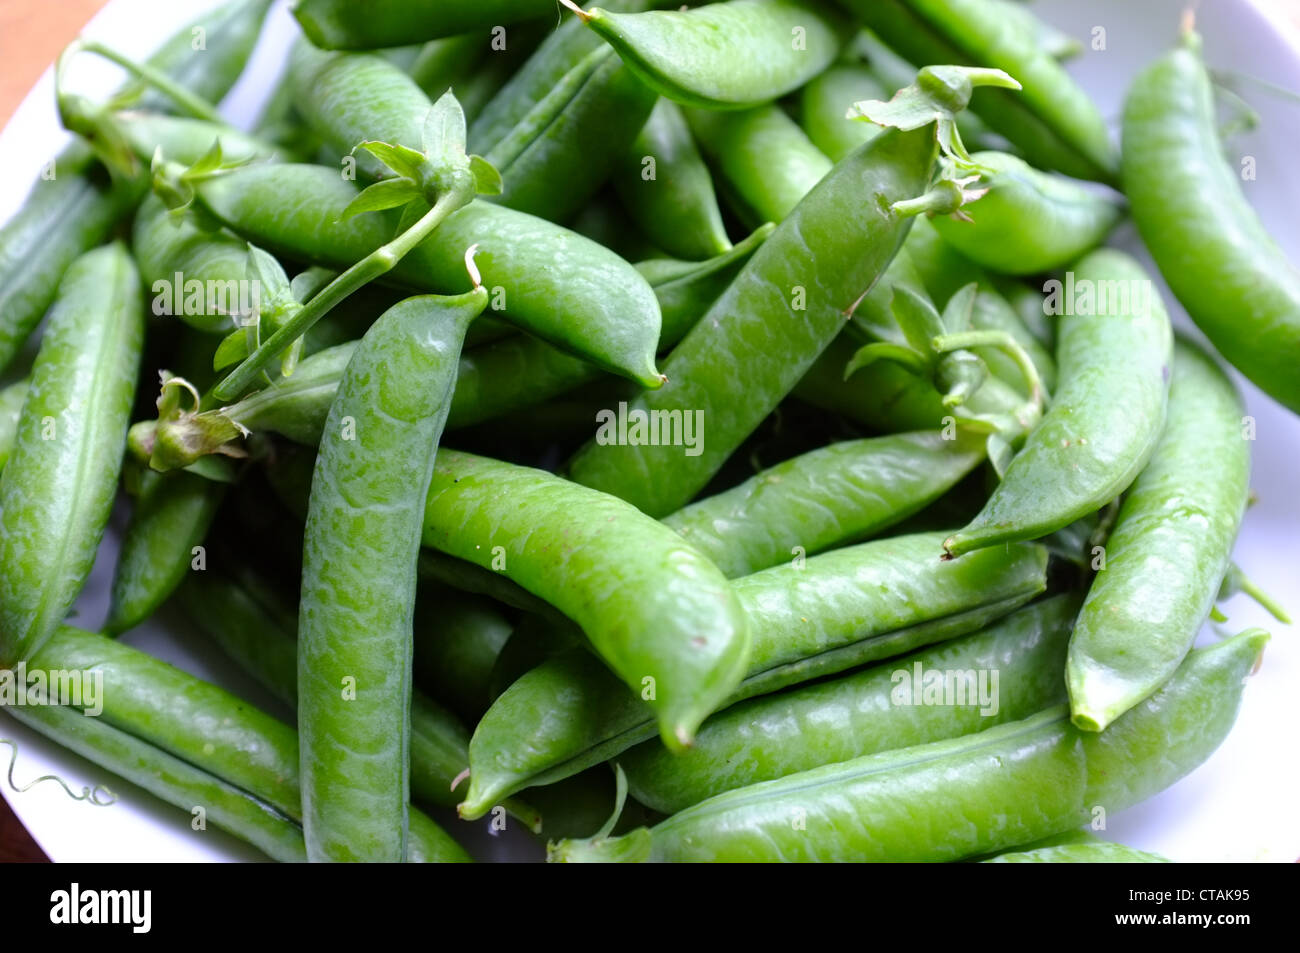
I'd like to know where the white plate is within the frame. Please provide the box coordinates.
[0,0,1297,863]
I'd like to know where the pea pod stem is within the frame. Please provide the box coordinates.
[213,188,470,401]
[57,39,223,124]
[932,329,1046,406]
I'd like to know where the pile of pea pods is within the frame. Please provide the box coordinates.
[0,0,1295,864]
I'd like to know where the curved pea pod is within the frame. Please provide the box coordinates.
[845,0,1117,182]
[422,449,751,753]
[613,99,732,260]
[26,626,470,862]
[663,431,986,578]
[299,290,486,862]
[566,0,848,109]
[104,471,226,636]
[0,0,271,373]
[623,593,1076,813]
[293,0,555,48]
[930,151,1122,275]
[686,103,833,226]
[131,193,253,335]
[483,47,657,222]
[414,587,515,722]
[0,380,26,473]
[448,227,773,428]
[460,530,1047,813]
[1067,338,1250,732]
[288,39,433,180]
[118,114,278,168]
[554,630,1267,862]
[799,62,889,162]
[566,82,953,516]
[195,164,664,387]
[1123,30,1300,416]
[944,250,1173,558]
[0,244,143,667]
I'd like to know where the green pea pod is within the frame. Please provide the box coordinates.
[0,244,143,667]
[799,62,889,162]
[448,228,773,427]
[407,34,488,101]
[293,0,554,49]
[663,431,986,578]
[484,47,657,222]
[177,568,537,828]
[686,103,833,226]
[623,593,1076,813]
[288,39,434,181]
[2,702,307,863]
[1068,338,1250,732]
[104,471,226,636]
[25,627,470,862]
[944,249,1173,558]
[613,99,732,260]
[422,449,750,752]
[461,531,1047,813]
[930,151,1122,275]
[0,380,27,473]
[118,114,277,168]
[299,289,486,862]
[414,587,515,722]
[194,164,664,387]
[132,193,254,336]
[0,0,271,373]
[566,65,1009,516]
[1122,29,1300,416]
[554,630,1266,862]
[566,0,848,109]
[844,0,1117,182]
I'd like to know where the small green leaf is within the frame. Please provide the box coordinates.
[341,177,422,219]
[843,341,930,380]
[941,283,979,334]
[891,285,946,356]
[356,139,426,180]
[422,91,468,159]
[469,154,503,196]
[213,327,252,370]
[187,139,226,178]
[291,267,336,303]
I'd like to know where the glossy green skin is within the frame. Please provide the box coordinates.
[624,594,1076,813]
[664,431,986,578]
[104,472,225,636]
[931,151,1121,275]
[844,0,1116,182]
[556,631,1265,862]
[1068,338,1249,732]
[2,701,306,863]
[119,114,276,169]
[449,230,771,427]
[299,292,484,862]
[799,62,888,162]
[220,229,769,437]
[586,0,848,109]
[408,34,488,100]
[289,39,432,180]
[196,164,663,386]
[985,842,1169,863]
[293,0,554,48]
[486,48,656,222]
[687,103,833,227]
[946,250,1173,557]
[1123,37,1300,416]
[25,626,470,862]
[0,0,270,373]
[462,531,1047,812]
[0,381,26,472]
[177,570,505,821]
[0,245,142,667]
[422,449,750,752]
[614,99,732,260]
[567,123,940,516]
[132,194,252,336]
